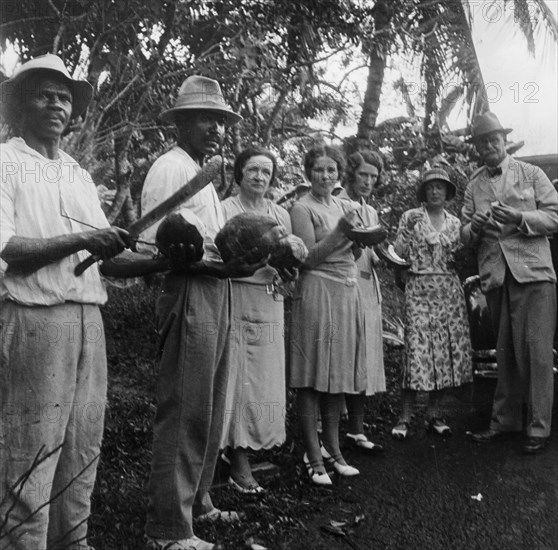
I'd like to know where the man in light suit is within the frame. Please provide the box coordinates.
[462,112,558,454]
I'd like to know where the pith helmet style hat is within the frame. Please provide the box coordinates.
[0,53,93,119]
[417,167,457,202]
[161,75,242,126]
[466,112,512,143]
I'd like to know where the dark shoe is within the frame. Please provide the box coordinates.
[470,428,520,444]
[523,436,549,454]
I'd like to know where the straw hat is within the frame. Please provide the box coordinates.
[466,112,512,143]
[160,75,242,126]
[416,167,457,202]
[0,54,93,120]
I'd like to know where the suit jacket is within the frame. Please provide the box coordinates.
[461,156,558,293]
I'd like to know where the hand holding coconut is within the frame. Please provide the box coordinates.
[490,201,522,225]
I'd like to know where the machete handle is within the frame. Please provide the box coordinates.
[74,254,101,276]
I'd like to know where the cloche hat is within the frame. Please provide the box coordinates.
[0,53,93,120]
[160,75,242,126]
[466,112,512,143]
[417,167,457,202]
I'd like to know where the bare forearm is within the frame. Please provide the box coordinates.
[100,250,170,278]
[303,229,347,269]
[2,235,88,275]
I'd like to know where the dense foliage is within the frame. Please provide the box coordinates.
[1,0,554,226]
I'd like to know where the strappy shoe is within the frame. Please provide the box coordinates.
[425,418,452,436]
[346,433,385,453]
[320,446,360,477]
[391,421,410,440]
[303,452,332,485]
[228,475,265,495]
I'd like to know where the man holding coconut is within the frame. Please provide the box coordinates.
[461,112,558,454]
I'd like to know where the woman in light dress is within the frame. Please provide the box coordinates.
[289,144,365,485]
[338,151,386,453]
[220,146,291,493]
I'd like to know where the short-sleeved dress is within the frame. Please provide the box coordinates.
[353,200,386,394]
[395,206,472,391]
[289,193,367,393]
[220,196,289,450]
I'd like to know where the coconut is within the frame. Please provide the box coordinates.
[215,212,305,268]
[155,212,204,261]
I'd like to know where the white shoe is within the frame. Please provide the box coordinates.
[302,452,332,485]
[145,534,220,550]
[346,433,385,453]
[320,446,360,476]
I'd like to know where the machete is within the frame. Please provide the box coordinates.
[74,155,223,276]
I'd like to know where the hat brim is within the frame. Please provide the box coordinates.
[160,105,243,126]
[0,71,93,119]
[417,179,457,202]
[465,128,513,143]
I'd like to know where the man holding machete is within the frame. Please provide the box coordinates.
[77,75,264,549]
[0,54,130,550]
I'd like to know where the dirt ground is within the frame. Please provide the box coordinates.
[89,284,558,550]
[196,378,558,550]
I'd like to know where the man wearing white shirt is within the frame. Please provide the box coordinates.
[461,112,558,454]
[0,54,129,550]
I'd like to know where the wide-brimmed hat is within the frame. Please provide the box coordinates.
[466,112,512,143]
[160,75,242,126]
[417,167,457,202]
[0,54,93,120]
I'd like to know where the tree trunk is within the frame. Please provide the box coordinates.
[107,135,136,225]
[356,0,394,150]
[356,52,386,148]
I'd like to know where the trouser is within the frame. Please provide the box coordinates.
[0,301,106,550]
[145,275,232,540]
[485,274,556,437]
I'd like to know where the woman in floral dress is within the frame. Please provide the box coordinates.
[391,167,472,439]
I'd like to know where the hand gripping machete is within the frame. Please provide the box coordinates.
[74,155,223,276]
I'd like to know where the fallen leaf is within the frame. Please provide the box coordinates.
[330,520,348,528]
[354,514,365,525]
[321,524,346,537]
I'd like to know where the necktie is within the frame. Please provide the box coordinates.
[486,166,502,178]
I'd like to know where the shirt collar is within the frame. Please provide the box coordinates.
[10,136,71,164]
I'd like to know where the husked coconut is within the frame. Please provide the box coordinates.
[155,212,204,261]
[215,212,307,268]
